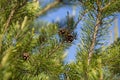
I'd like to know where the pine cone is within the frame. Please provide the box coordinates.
[58,28,75,43]
[66,34,74,43]
[58,28,66,35]
[23,53,29,60]
[58,0,63,2]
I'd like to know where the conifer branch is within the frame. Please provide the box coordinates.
[4,5,17,32]
[4,0,28,33]
[46,42,63,58]
[88,1,102,65]
[101,0,114,11]
[36,1,60,17]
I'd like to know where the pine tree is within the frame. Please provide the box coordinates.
[102,38,120,80]
[1,0,120,80]
[64,0,120,80]
[0,0,77,80]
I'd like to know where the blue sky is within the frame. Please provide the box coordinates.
[38,1,120,63]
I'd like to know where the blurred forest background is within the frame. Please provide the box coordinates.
[0,0,120,80]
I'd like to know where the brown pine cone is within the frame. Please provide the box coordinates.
[23,53,29,60]
[58,28,67,35]
[58,0,63,2]
[66,34,74,43]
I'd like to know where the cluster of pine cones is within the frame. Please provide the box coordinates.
[58,28,74,43]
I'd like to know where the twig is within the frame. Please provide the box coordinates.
[36,1,60,17]
[4,5,17,33]
[4,0,28,33]
[88,1,102,65]
[101,0,114,11]
[46,42,63,58]
[87,0,115,65]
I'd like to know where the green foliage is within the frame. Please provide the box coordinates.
[0,0,120,80]
[102,38,120,79]
[102,0,120,16]
[64,0,120,80]
[0,0,68,80]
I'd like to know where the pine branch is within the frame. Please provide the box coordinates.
[36,1,60,17]
[87,1,106,79]
[46,42,63,58]
[88,1,102,65]
[101,0,114,11]
[3,0,28,33]
[88,19,101,65]
[4,5,17,33]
